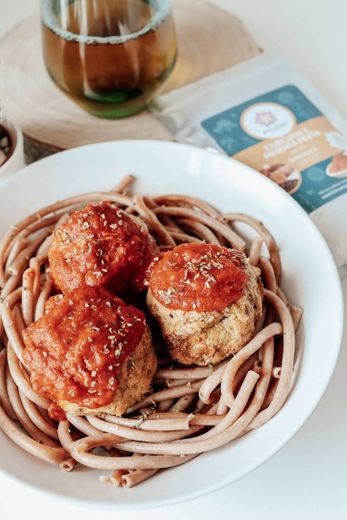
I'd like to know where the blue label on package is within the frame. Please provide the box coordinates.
[201,85,347,212]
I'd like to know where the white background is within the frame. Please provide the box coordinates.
[0,1,346,518]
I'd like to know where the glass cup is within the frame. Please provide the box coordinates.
[40,0,178,118]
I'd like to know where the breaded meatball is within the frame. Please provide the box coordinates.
[23,287,157,417]
[48,202,158,294]
[147,243,263,366]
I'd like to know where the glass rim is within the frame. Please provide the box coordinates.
[41,0,172,44]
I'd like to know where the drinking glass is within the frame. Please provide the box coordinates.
[40,0,177,118]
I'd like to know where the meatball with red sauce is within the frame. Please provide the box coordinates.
[23,287,157,417]
[48,203,158,294]
[147,243,263,366]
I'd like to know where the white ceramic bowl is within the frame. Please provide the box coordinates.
[0,141,343,509]
[0,118,25,181]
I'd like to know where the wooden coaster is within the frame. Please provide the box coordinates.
[0,0,259,158]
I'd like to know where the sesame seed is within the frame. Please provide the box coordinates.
[114,346,122,357]
[91,370,97,377]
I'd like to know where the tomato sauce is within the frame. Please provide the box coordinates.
[49,202,158,294]
[149,243,249,312]
[23,287,145,409]
[48,403,66,422]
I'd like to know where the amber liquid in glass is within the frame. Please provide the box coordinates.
[41,0,177,118]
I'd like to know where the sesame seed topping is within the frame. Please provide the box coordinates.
[158,288,174,304]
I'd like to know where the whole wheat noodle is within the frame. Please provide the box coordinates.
[0,177,300,488]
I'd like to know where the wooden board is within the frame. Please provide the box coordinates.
[0,0,259,157]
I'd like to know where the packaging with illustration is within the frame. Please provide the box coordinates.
[153,53,347,271]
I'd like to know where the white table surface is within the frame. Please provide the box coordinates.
[0,1,346,518]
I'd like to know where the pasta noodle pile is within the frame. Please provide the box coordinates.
[0,175,302,488]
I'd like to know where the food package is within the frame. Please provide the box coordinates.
[153,53,347,274]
